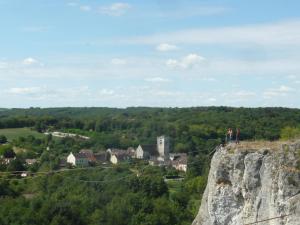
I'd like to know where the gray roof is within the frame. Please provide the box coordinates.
[108,148,127,154]
[74,153,89,159]
[94,152,107,161]
[170,153,187,160]
[140,144,158,156]
[171,153,187,165]
[79,149,94,155]
[25,159,37,164]
[107,148,131,159]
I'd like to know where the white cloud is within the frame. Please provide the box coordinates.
[0,61,8,69]
[165,59,178,68]
[98,89,115,96]
[156,43,178,52]
[166,54,206,69]
[144,77,170,83]
[287,74,300,84]
[263,85,295,99]
[200,58,300,76]
[207,97,217,102]
[67,2,78,7]
[278,85,294,92]
[7,87,42,95]
[4,86,92,102]
[153,90,182,97]
[219,90,257,106]
[222,90,256,99]
[2,55,300,81]
[126,20,300,46]
[287,75,297,80]
[235,91,257,98]
[22,57,39,66]
[202,77,217,82]
[98,2,131,16]
[67,2,92,12]
[80,5,91,12]
[111,58,127,65]
[181,54,206,68]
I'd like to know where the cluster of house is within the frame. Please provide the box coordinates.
[0,156,39,177]
[0,156,15,165]
[67,149,107,167]
[67,136,188,172]
[0,156,38,166]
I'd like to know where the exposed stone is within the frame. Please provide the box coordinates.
[192,141,300,225]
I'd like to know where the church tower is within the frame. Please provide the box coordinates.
[157,136,169,160]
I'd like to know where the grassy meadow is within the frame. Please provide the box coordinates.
[0,127,45,141]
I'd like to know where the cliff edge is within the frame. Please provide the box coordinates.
[192,141,300,225]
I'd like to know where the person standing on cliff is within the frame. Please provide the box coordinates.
[229,128,233,142]
[225,128,230,143]
[225,129,228,143]
[236,128,240,144]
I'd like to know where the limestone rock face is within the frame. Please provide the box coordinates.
[192,141,300,225]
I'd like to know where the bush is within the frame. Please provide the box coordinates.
[0,135,7,144]
[0,145,15,158]
[280,126,300,140]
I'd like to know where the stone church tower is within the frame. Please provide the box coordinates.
[157,136,169,160]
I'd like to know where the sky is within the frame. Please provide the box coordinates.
[1,0,300,108]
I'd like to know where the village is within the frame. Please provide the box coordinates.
[66,135,188,172]
[0,135,188,177]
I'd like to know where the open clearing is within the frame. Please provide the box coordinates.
[0,128,44,141]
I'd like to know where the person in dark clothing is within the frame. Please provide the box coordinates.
[229,128,233,142]
[236,128,240,144]
[225,128,230,143]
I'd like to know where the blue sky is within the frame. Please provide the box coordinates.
[1,0,300,108]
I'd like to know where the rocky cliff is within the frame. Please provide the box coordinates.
[192,141,300,225]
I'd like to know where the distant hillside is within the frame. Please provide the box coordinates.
[0,107,300,154]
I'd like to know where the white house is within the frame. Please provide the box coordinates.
[110,154,118,164]
[136,144,157,159]
[0,157,16,165]
[107,149,130,164]
[127,147,136,158]
[25,159,38,165]
[170,153,188,172]
[67,152,89,167]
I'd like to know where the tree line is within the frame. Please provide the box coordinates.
[1,107,300,151]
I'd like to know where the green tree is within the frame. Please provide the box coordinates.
[280,126,300,140]
[7,158,25,171]
[0,145,15,158]
[0,135,7,144]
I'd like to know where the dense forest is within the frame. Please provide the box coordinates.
[1,107,300,150]
[0,162,208,225]
[1,107,300,225]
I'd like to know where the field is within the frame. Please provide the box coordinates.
[0,127,45,141]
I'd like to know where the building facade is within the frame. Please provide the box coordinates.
[67,152,89,167]
[157,136,170,161]
[107,148,131,164]
[136,144,156,159]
